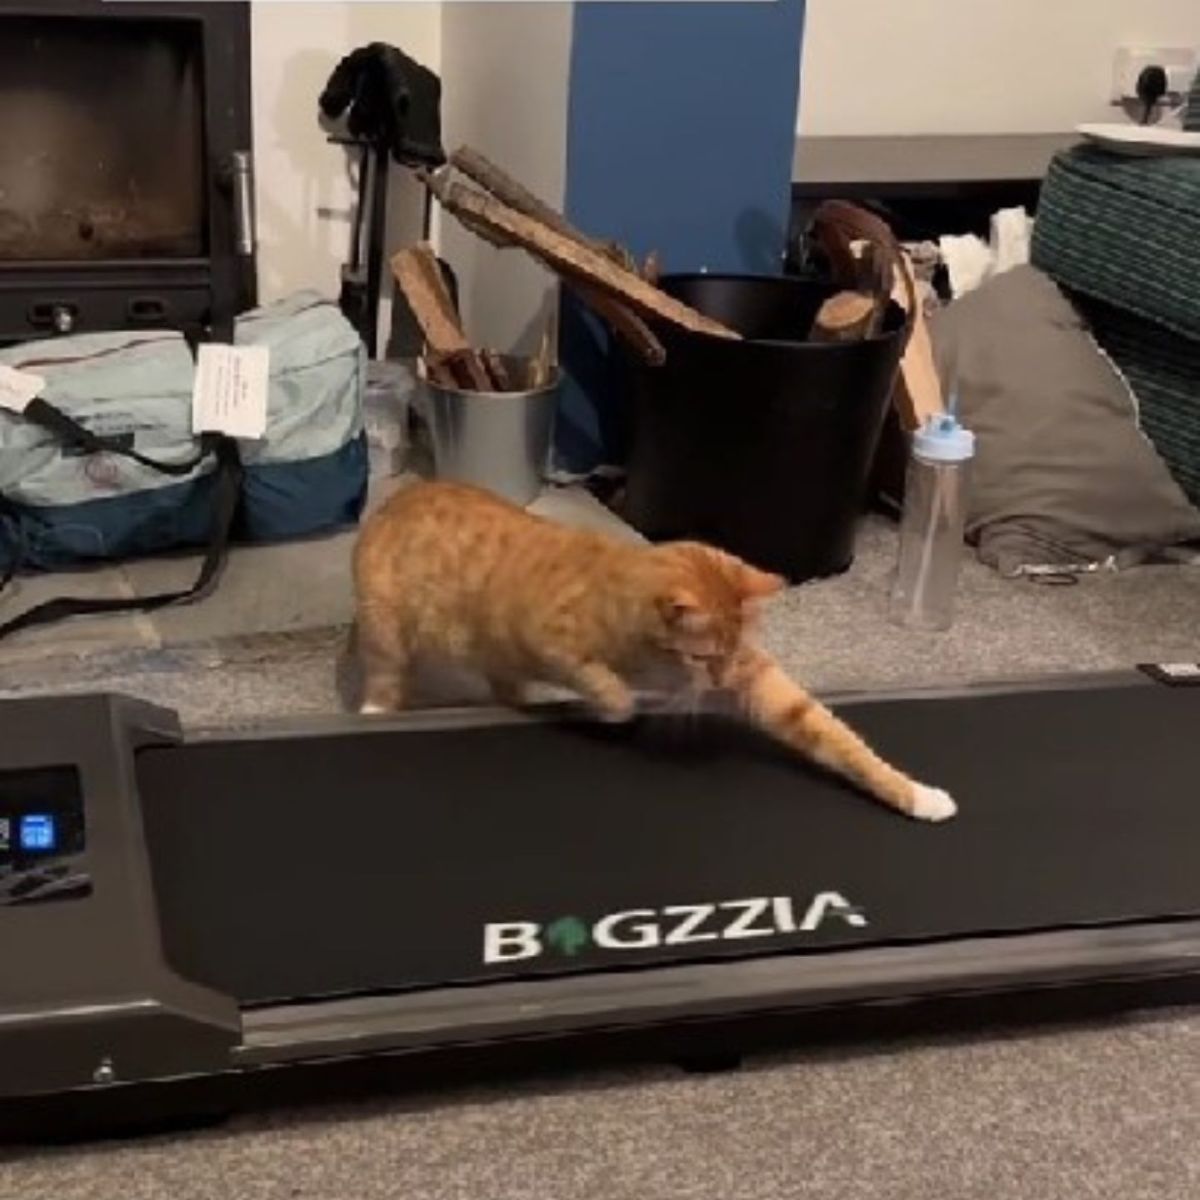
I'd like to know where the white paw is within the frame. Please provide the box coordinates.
[911,784,957,822]
[359,702,388,716]
[596,705,635,725]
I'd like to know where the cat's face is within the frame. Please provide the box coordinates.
[650,544,784,689]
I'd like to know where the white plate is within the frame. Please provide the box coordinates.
[1075,122,1200,157]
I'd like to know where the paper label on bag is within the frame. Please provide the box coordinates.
[0,363,47,414]
[191,344,269,439]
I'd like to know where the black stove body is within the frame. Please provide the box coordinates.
[0,0,255,347]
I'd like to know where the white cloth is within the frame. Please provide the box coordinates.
[938,206,1035,299]
[938,233,993,299]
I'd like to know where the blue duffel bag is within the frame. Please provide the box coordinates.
[0,291,367,639]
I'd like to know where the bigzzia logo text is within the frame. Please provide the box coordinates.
[483,892,867,964]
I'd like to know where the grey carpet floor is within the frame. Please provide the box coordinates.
[2,509,1199,1198]
[5,1012,1199,1199]
[0,475,621,670]
[2,512,1196,722]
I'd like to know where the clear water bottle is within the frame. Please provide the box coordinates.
[889,404,976,631]
[363,359,416,478]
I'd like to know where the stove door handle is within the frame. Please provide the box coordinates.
[230,150,257,258]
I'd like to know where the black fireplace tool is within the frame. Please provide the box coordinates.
[319,42,458,358]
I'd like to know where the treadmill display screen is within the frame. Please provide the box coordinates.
[0,765,90,907]
[19,814,57,852]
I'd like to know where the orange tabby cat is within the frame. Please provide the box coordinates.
[352,480,956,822]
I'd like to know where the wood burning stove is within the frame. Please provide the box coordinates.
[0,0,256,346]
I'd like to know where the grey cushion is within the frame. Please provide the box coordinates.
[928,264,1200,575]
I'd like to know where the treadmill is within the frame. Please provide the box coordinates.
[3,665,1200,1142]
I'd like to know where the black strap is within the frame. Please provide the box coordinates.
[0,493,28,594]
[0,437,243,642]
[22,396,216,477]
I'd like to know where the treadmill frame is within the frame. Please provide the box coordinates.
[4,668,1200,1139]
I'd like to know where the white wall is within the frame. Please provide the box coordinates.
[438,2,573,355]
[249,0,441,339]
[798,0,1200,136]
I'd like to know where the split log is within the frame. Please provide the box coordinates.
[391,241,492,390]
[450,146,637,272]
[809,291,877,343]
[569,281,666,365]
[482,350,513,391]
[422,352,458,389]
[529,311,557,389]
[448,148,664,362]
[390,241,466,354]
[426,174,739,343]
[889,251,944,430]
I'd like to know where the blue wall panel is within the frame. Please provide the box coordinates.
[555,0,806,472]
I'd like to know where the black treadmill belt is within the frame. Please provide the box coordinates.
[136,681,1200,1007]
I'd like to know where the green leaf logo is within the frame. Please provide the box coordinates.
[545,916,590,957]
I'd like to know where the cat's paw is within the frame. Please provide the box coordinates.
[359,701,390,716]
[910,784,957,822]
[592,693,636,724]
[596,703,636,725]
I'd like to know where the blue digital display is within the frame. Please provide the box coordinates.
[19,813,56,853]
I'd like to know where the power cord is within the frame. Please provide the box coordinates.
[1136,64,1169,125]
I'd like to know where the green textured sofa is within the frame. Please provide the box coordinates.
[1031,134,1200,506]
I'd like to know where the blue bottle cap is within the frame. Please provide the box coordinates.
[912,396,975,463]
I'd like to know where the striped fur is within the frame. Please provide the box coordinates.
[353,480,955,821]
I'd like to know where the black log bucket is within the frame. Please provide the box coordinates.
[621,272,909,583]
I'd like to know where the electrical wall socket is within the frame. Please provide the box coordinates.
[1112,46,1198,103]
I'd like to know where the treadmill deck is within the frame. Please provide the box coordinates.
[136,677,1200,1007]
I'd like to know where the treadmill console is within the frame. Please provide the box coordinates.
[0,765,90,906]
[0,693,245,1105]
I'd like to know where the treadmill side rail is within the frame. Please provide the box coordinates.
[235,918,1200,1067]
[0,694,241,1099]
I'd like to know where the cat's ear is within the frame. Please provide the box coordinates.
[737,564,785,600]
[657,586,709,632]
[700,546,784,600]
